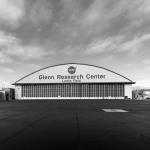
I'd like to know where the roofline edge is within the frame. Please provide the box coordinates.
[13,63,135,84]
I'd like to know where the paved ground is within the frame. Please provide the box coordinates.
[0,100,150,150]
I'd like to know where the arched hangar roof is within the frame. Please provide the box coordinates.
[13,63,135,85]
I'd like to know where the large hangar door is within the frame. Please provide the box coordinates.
[56,84,81,97]
[54,83,125,98]
[81,84,89,97]
[21,83,125,98]
[70,84,81,97]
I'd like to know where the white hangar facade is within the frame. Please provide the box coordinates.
[13,63,135,100]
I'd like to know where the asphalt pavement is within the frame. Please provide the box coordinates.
[0,100,150,150]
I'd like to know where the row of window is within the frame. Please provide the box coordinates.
[21,83,125,97]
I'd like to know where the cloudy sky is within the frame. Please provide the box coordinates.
[0,0,150,88]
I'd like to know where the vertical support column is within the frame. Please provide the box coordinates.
[125,84,132,99]
[15,85,22,100]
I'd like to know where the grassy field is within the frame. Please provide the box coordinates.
[0,99,150,150]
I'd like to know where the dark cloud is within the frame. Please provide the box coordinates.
[1,0,150,87]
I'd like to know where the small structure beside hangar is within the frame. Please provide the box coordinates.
[0,88,15,101]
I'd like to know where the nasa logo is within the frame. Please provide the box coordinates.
[68,66,76,74]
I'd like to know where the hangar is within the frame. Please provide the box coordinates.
[13,63,135,100]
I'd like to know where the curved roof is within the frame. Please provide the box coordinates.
[13,63,135,84]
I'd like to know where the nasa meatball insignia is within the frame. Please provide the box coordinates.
[68,66,76,74]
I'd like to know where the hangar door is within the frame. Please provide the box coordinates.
[21,83,124,98]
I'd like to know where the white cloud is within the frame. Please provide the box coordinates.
[0,81,14,89]
[84,33,150,55]
[0,31,49,63]
[142,59,150,71]
[5,46,47,60]
[81,1,102,25]
[0,52,13,64]
[79,0,128,27]
[0,31,14,64]
[120,34,150,54]
[84,36,124,55]
[80,0,110,28]
[84,40,109,55]
[78,0,150,37]
[0,67,14,73]
[145,66,150,71]
[135,79,150,88]
[29,64,41,70]
[143,59,150,65]
[0,0,25,28]
[29,0,53,27]
[129,0,150,17]
[0,31,18,45]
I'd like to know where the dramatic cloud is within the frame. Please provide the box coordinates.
[28,0,53,27]
[120,34,150,54]
[84,33,150,55]
[0,52,13,64]
[0,0,150,88]
[0,31,48,63]
[84,36,124,55]
[0,0,25,28]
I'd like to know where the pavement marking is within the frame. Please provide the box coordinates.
[102,109,129,112]
[75,112,80,143]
